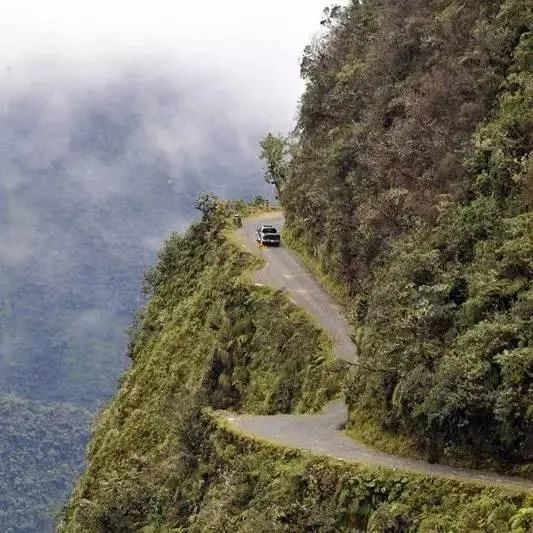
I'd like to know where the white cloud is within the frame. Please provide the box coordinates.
[0,0,330,129]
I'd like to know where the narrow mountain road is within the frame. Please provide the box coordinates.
[225,212,533,492]
[236,212,354,362]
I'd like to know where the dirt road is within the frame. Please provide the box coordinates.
[226,212,533,492]
[235,212,354,362]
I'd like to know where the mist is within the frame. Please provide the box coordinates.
[0,1,330,404]
[1,1,330,127]
[0,69,271,405]
[0,3,330,529]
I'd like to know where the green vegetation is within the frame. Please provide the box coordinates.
[59,208,342,531]
[274,0,533,468]
[226,195,279,219]
[345,406,423,462]
[138,414,533,532]
[62,1,533,530]
[60,211,533,532]
[0,394,90,533]
[259,133,290,196]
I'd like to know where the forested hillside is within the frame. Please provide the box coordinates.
[60,209,533,532]
[0,394,90,532]
[59,205,345,530]
[278,0,532,467]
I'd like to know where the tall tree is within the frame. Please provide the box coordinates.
[259,133,289,196]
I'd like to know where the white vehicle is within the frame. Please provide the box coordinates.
[256,224,281,246]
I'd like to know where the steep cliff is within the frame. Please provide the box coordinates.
[60,208,533,532]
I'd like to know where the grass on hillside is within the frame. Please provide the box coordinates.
[188,409,533,532]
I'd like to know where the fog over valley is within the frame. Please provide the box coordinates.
[0,2,329,530]
[0,68,271,406]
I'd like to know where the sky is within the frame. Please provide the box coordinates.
[0,0,337,406]
[1,0,331,129]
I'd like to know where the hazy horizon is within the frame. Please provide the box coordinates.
[1,1,333,131]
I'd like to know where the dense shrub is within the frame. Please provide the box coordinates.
[279,0,532,464]
[62,409,533,532]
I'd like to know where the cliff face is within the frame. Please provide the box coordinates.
[282,0,532,465]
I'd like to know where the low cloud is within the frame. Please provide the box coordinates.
[0,66,276,407]
[0,1,330,407]
[0,1,330,130]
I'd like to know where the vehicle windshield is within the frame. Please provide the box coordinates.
[262,228,277,233]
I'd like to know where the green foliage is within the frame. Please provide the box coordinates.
[510,507,533,532]
[259,133,290,195]
[60,215,341,531]
[342,43,533,462]
[280,0,533,467]
[286,0,531,283]
[0,394,90,533]
[344,206,532,467]
[62,407,533,532]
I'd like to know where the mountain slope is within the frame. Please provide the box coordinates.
[60,0,533,529]
[0,394,90,533]
[59,207,343,531]
[280,0,532,467]
[60,210,533,532]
